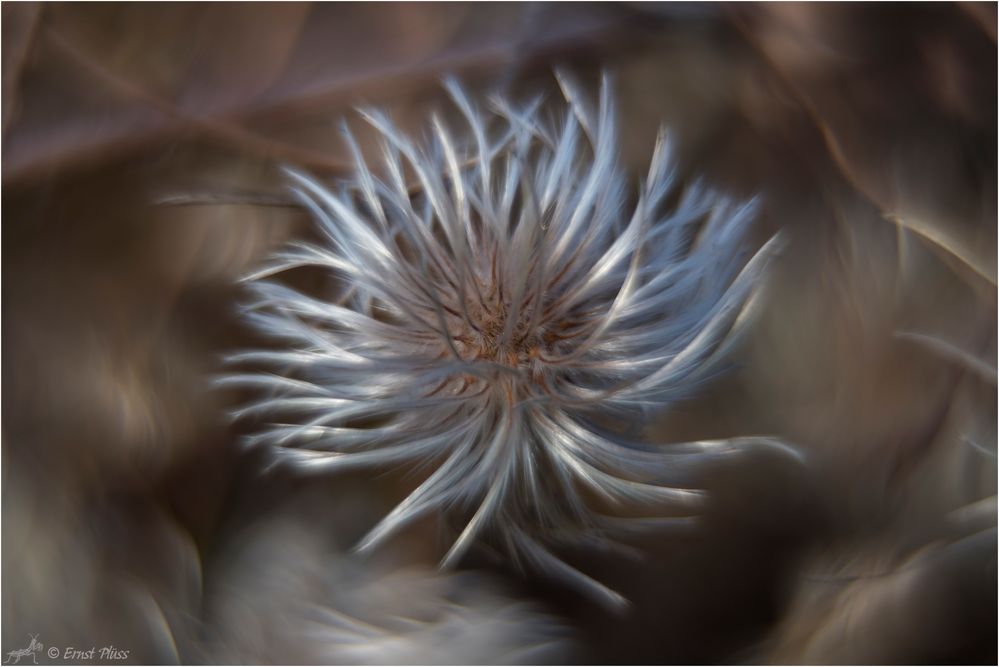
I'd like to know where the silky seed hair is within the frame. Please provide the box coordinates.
[223,71,796,608]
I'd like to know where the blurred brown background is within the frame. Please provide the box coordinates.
[3,3,996,664]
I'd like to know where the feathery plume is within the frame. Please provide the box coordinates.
[223,71,794,608]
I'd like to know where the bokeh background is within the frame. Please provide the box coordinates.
[3,2,996,664]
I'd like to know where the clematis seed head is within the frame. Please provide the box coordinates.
[223,71,793,608]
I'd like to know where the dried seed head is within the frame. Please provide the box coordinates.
[224,71,792,608]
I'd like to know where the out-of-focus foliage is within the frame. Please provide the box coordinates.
[2,3,995,664]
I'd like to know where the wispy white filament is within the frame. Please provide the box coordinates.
[224,71,794,608]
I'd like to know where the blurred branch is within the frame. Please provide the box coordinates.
[727,5,998,288]
[42,24,355,174]
[887,214,997,288]
[3,7,638,186]
[156,192,298,209]
[894,330,997,385]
